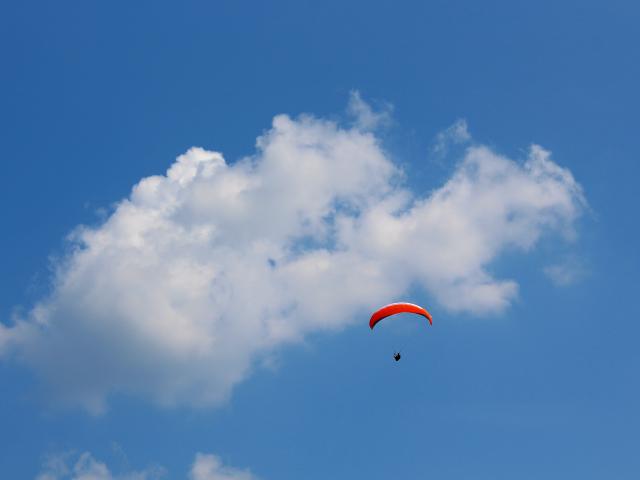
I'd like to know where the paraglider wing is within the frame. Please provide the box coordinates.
[369,302,433,329]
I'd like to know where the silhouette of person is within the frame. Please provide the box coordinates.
[393,352,401,361]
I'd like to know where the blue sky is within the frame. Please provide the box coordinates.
[1,1,639,478]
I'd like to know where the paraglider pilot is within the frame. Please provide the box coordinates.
[393,352,401,361]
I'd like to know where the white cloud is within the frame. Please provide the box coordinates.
[36,451,251,480]
[0,101,585,412]
[347,90,392,131]
[36,451,165,480]
[544,256,588,286]
[189,454,256,480]
[431,118,471,158]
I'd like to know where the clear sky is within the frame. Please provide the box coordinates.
[1,1,639,479]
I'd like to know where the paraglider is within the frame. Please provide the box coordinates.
[369,302,432,362]
[369,302,432,330]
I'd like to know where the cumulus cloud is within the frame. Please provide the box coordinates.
[0,101,585,412]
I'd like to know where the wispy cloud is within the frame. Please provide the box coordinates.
[431,118,471,158]
[347,90,392,131]
[189,454,256,480]
[36,451,251,480]
[544,256,588,286]
[0,99,585,412]
[36,451,166,480]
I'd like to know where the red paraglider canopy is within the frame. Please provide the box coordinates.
[369,302,433,329]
